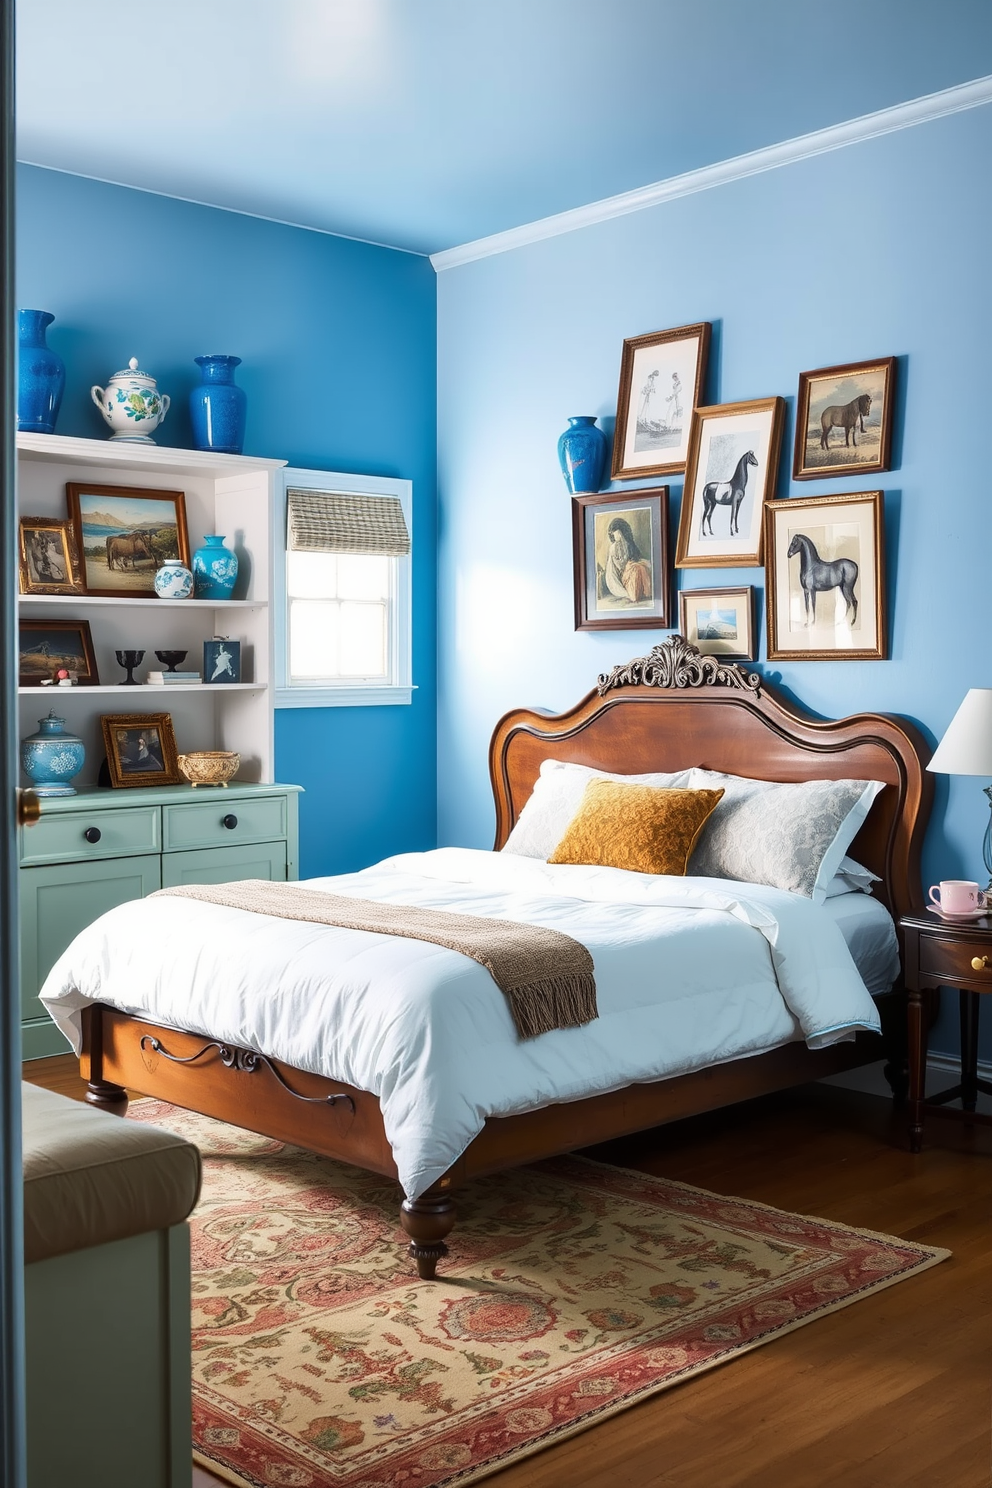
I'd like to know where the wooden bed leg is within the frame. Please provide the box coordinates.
[85,1080,129,1116]
[400,1191,456,1280]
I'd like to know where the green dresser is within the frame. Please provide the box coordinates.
[19,782,302,1059]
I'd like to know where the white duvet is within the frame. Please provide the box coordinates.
[40,847,883,1200]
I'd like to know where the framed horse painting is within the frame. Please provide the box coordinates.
[675,397,785,568]
[66,483,190,599]
[764,491,886,661]
[793,357,895,480]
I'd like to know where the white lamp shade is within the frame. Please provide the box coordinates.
[927,689,992,776]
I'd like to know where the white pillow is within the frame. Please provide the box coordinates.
[685,768,885,904]
[503,759,692,860]
[824,855,880,898]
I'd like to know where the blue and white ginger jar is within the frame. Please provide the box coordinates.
[20,711,85,797]
[192,535,239,600]
[154,559,195,599]
[91,357,170,443]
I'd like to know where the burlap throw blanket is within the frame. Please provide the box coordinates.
[152,879,598,1040]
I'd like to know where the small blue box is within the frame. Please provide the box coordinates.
[203,638,241,684]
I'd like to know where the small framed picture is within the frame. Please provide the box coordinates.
[611,322,711,480]
[793,357,895,480]
[764,491,886,661]
[680,586,757,661]
[100,712,181,788]
[19,619,99,686]
[675,397,785,568]
[18,517,84,596]
[572,488,669,631]
[66,483,190,599]
[203,638,241,684]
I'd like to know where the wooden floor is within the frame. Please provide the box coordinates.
[24,1057,992,1488]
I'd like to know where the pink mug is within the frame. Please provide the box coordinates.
[929,880,987,915]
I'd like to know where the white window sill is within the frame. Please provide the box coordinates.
[275,685,415,709]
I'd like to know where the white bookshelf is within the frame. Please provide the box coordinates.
[17,433,287,784]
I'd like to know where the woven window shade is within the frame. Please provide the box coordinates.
[287,489,410,556]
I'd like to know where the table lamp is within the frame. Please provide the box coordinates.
[927,688,992,889]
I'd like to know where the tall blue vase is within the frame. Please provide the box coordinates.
[18,310,66,435]
[190,355,247,455]
[557,415,607,494]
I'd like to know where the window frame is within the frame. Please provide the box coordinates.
[273,467,414,708]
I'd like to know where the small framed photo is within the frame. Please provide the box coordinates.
[19,619,99,686]
[66,483,190,599]
[572,488,670,631]
[675,397,785,568]
[18,517,84,596]
[203,638,241,684]
[101,712,181,788]
[764,491,886,661]
[611,322,711,480]
[680,586,756,661]
[793,357,895,480]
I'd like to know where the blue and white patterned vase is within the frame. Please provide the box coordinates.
[20,711,85,797]
[190,355,247,455]
[192,535,239,600]
[17,310,66,435]
[90,357,170,443]
[557,415,608,494]
[154,559,195,599]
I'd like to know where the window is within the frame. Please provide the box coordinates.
[274,468,413,707]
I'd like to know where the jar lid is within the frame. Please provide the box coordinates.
[109,356,157,384]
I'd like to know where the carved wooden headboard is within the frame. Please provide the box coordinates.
[489,637,932,924]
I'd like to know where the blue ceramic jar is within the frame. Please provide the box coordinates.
[557,415,608,494]
[190,355,247,455]
[192,535,239,600]
[20,711,85,796]
[17,310,66,435]
[154,559,195,599]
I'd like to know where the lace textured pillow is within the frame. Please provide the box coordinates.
[548,781,725,876]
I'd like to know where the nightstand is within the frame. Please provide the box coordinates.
[900,911,992,1152]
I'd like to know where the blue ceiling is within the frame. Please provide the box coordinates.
[15,0,992,255]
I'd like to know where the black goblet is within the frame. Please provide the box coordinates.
[154,650,187,673]
[115,649,144,685]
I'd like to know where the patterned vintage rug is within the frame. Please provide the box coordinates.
[129,1100,949,1488]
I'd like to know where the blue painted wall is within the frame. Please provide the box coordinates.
[436,104,992,1058]
[16,164,438,878]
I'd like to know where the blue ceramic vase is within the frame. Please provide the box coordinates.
[190,355,247,455]
[18,310,66,435]
[20,711,84,797]
[154,559,194,599]
[192,535,239,600]
[557,415,607,493]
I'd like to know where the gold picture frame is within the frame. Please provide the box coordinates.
[675,397,785,568]
[611,322,711,480]
[101,712,181,788]
[793,358,895,481]
[679,586,756,661]
[18,516,84,595]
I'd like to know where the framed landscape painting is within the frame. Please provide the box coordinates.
[680,586,756,661]
[793,357,895,480]
[764,491,886,660]
[66,482,190,598]
[611,322,710,480]
[675,397,785,568]
[18,618,99,686]
[572,487,669,631]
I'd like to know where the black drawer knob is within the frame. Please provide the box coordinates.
[222,814,238,831]
[83,827,102,844]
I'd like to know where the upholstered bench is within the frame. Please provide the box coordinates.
[22,1082,202,1488]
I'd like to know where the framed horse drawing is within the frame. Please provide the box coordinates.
[675,396,785,568]
[765,490,886,661]
[793,357,896,480]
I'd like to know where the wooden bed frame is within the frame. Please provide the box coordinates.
[80,638,932,1278]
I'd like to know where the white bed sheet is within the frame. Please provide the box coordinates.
[821,892,900,996]
[40,848,887,1201]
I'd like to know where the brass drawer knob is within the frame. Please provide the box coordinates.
[971,956,990,971]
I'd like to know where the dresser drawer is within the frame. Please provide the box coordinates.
[161,842,288,887]
[162,795,287,852]
[918,933,992,989]
[19,806,160,866]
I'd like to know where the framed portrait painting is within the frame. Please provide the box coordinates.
[66,483,190,599]
[793,357,895,480]
[18,517,84,596]
[100,712,181,788]
[675,397,785,568]
[572,488,669,631]
[611,322,710,480]
[764,491,886,661]
[18,619,99,686]
[679,586,756,661]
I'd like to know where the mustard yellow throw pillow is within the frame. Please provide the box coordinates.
[548,780,725,876]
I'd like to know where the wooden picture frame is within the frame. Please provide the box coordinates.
[67,483,190,599]
[100,712,181,788]
[793,357,895,480]
[611,322,710,480]
[572,487,670,631]
[18,619,99,686]
[764,491,886,660]
[679,586,756,661]
[18,517,84,596]
[675,397,785,568]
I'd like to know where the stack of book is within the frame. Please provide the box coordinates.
[146,670,202,686]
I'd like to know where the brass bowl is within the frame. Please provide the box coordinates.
[177,750,240,787]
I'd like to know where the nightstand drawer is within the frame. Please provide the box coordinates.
[19,806,160,866]
[162,795,287,851]
[918,933,992,988]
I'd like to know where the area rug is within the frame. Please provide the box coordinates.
[129,1100,949,1488]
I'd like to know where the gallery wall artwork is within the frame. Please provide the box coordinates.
[675,397,785,568]
[793,358,895,480]
[611,323,710,480]
[572,488,670,631]
[679,586,757,661]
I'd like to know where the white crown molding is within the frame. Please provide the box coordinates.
[431,74,992,272]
